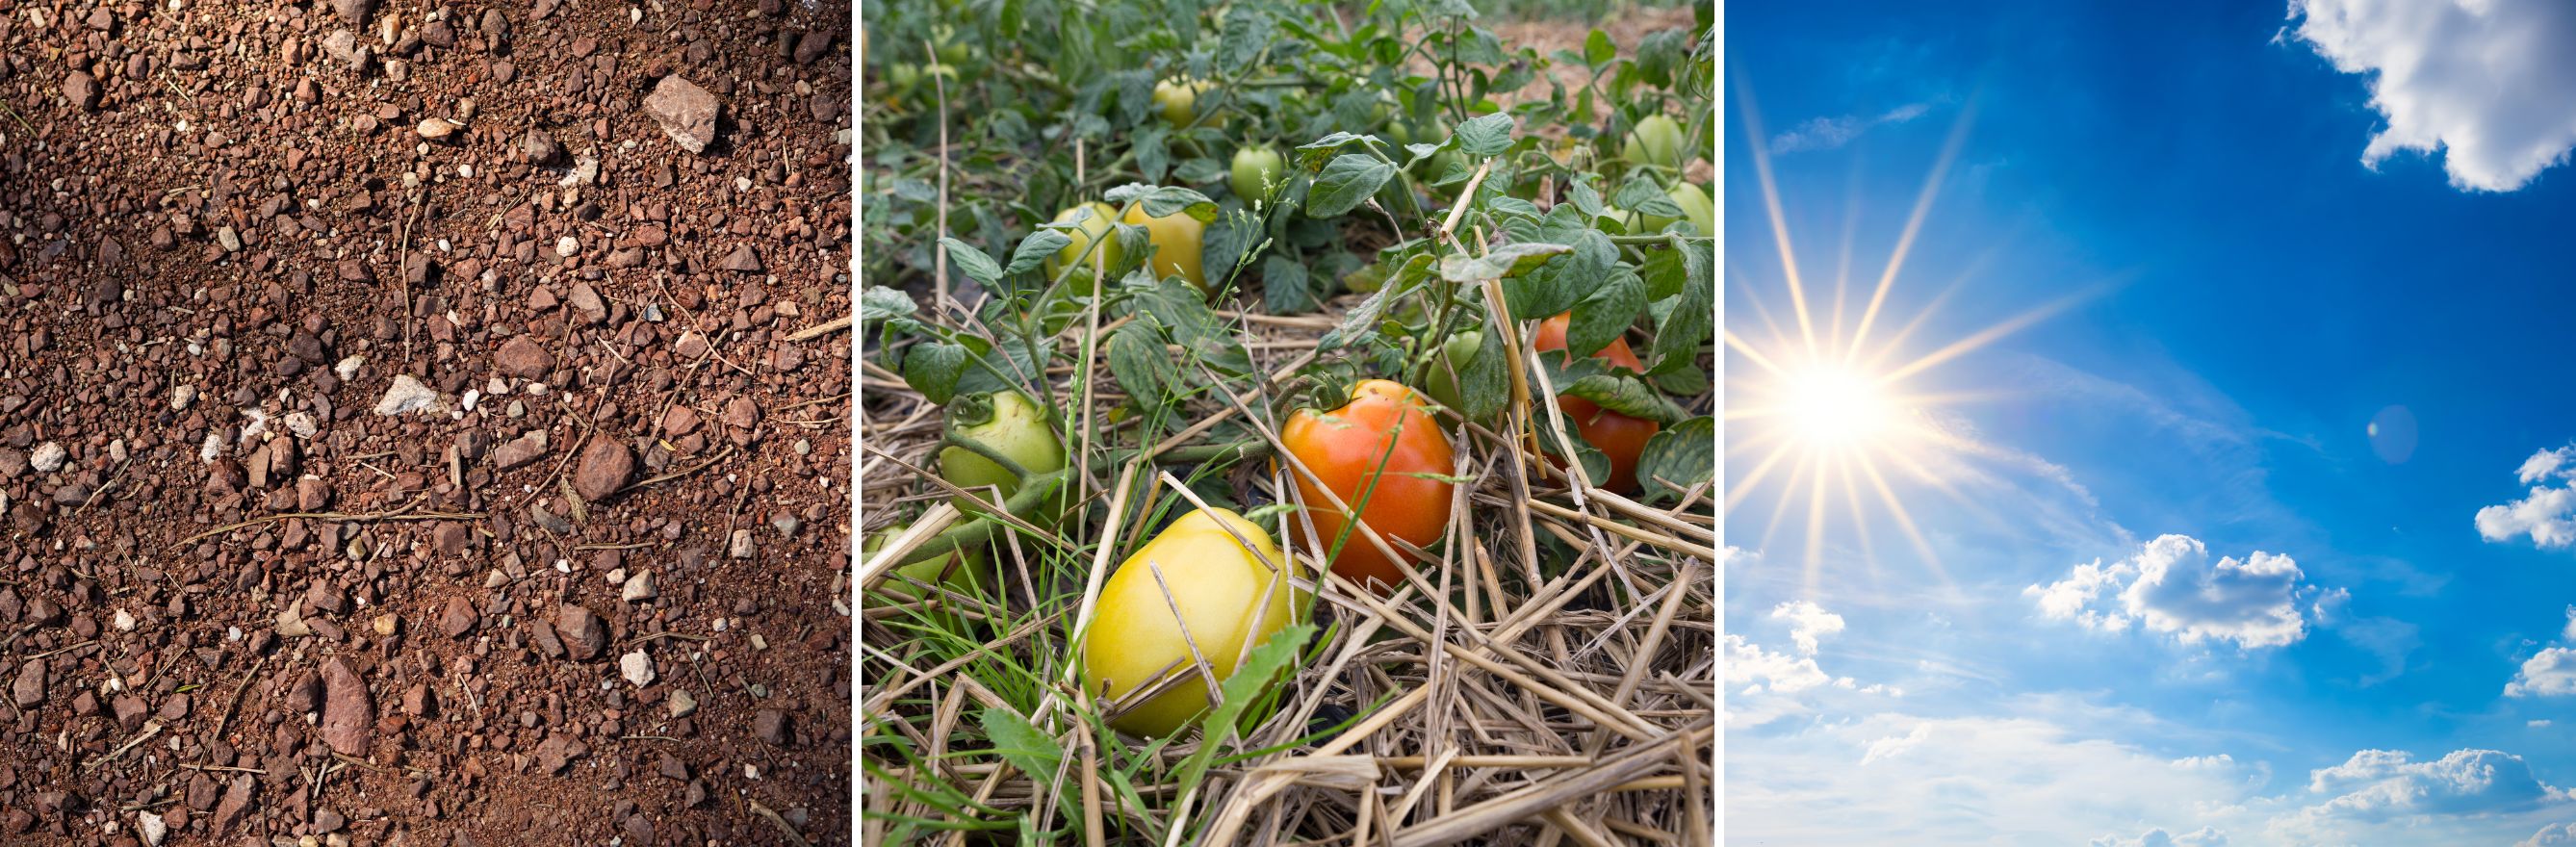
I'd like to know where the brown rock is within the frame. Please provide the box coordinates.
[754,708,788,746]
[333,0,374,26]
[495,336,552,378]
[533,732,587,773]
[642,76,720,154]
[64,72,99,112]
[11,658,42,707]
[212,774,254,833]
[523,128,564,165]
[319,657,373,756]
[720,244,762,272]
[438,596,477,637]
[572,437,632,501]
[555,603,607,660]
[492,430,548,471]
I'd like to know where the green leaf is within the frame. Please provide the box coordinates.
[1437,243,1570,282]
[978,706,1069,816]
[1503,230,1611,321]
[1261,253,1317,315]
[1562,372,1687,424]
[1304,154,1397,218]
[1319,285,1390,350]
[1297,131,1367,151]
[1106,323,1172,410]
[1216,7,1275,71]
[859,286,918,323]
[940,237,1005,287]
[1649,238,1713,372]
[1455,113,1514,157]
[1172,624,1317,793]
[1136,125,1172,183]
[1636,417,1715,503]
[1564,266,1644,359]
[1612,176,1678,218]
[1459,322,1511,423]
[902,342,970,405]
[1584,29,1615,67]
[1008,231,1073,278]
[1568,180,1606,221]
[1107,184,1221,222]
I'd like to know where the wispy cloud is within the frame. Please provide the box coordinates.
[1769,101,1938,153]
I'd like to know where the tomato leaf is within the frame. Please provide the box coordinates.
[1436,242,1569,282]
[858,286,918,324]
[1216,7,1274,71]
[1568,179,1607,221]
[1135,125,1172,183]
[1613,176,1684,218]
[1584,29,1616,68]
[902,342,970,405]
[1304,154,1396,218]
[1007,230,1072,279]
[1261,253,1317,315]
[1635,417,1715,504]
[1503,229,1610,320]
[1455,112,1515,157]
[1562,372,1687,425]
[940,237,1006,287]
[1458,322,1511,422]
[1106,323,1172,410]
[1564,266,1643,360]
[1319,285,1389,351]
[1648,237,1713,374]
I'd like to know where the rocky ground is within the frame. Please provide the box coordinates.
[0,0,854,842]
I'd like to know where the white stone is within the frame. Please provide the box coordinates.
[28,442,65,474]
[667,688,698,718]
[137,811,167,847]
[619,651,656,687]
[620,570,656,603]
[113,609,137,631]
[372,374,447,417]
[169,385,197,411]
[284,412,319,439]
[335,354,367,381]
[555,236,580,257]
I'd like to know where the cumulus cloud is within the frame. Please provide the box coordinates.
[2507,648,2576,698]
[2479,447,2576,548]
[2088,827,2228,847]
[2505,607,2576,698]
[2305,748,2563,821]
[1726,634,1832,697]
[2287,0,2576,192]
[1769,101,1936,153]
[2523,822,2576,847]
[1770,601,1845,655]
[2027,534,2320,649]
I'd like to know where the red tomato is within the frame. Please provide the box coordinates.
[1533,313,1660,493]
[1280,379,1456,592]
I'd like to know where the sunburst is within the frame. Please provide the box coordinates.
[1724,81,2094,594]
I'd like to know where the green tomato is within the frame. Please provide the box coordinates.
[1622,114,1686,172]
[885,63,921,90]
[938,391,1068,522]
[1042,202,1122,291]
[1421,330,1481,420]
[864,525,993,630]
[1230,145,1284,203]
[1638,182,1716,235]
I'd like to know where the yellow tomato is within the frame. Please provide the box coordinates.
[1083,508,1303,737]
[1152,78,1220,129]
[1121,204,1207,293]
[1043,202,1122,290]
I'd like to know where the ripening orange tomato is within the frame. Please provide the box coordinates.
[1280,379,1455,592]
[1533,313,1659,493]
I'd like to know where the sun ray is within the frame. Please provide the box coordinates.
[1725,441,1798,514]
[1847,95,1979,362]
[1733,72,1820,358]
[1879,282,2110,385]
[1858,452,1954,590]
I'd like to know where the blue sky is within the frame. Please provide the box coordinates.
[1723,2,2576,844]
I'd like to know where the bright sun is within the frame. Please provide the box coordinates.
[1783,364,1893,449]
[1725,87,2094,588]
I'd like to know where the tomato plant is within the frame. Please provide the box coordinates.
[1082,507,1302,738]
[1280,379,1455,591]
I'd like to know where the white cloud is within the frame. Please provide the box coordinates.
[2305,748,2563,821]
[2288,0,2576,192]
[2089,827,2228,847]
[2522,822,2576,846]
[2027,558,2137,631]
[2028,535,2320,650]
[1726,633,1832,697]
[2507,648,2576,698]
[1859,724,1930,765]
[1769,102,1937,153]
[1771,601,1846,655]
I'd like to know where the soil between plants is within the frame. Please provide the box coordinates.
[0,0,855,843]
